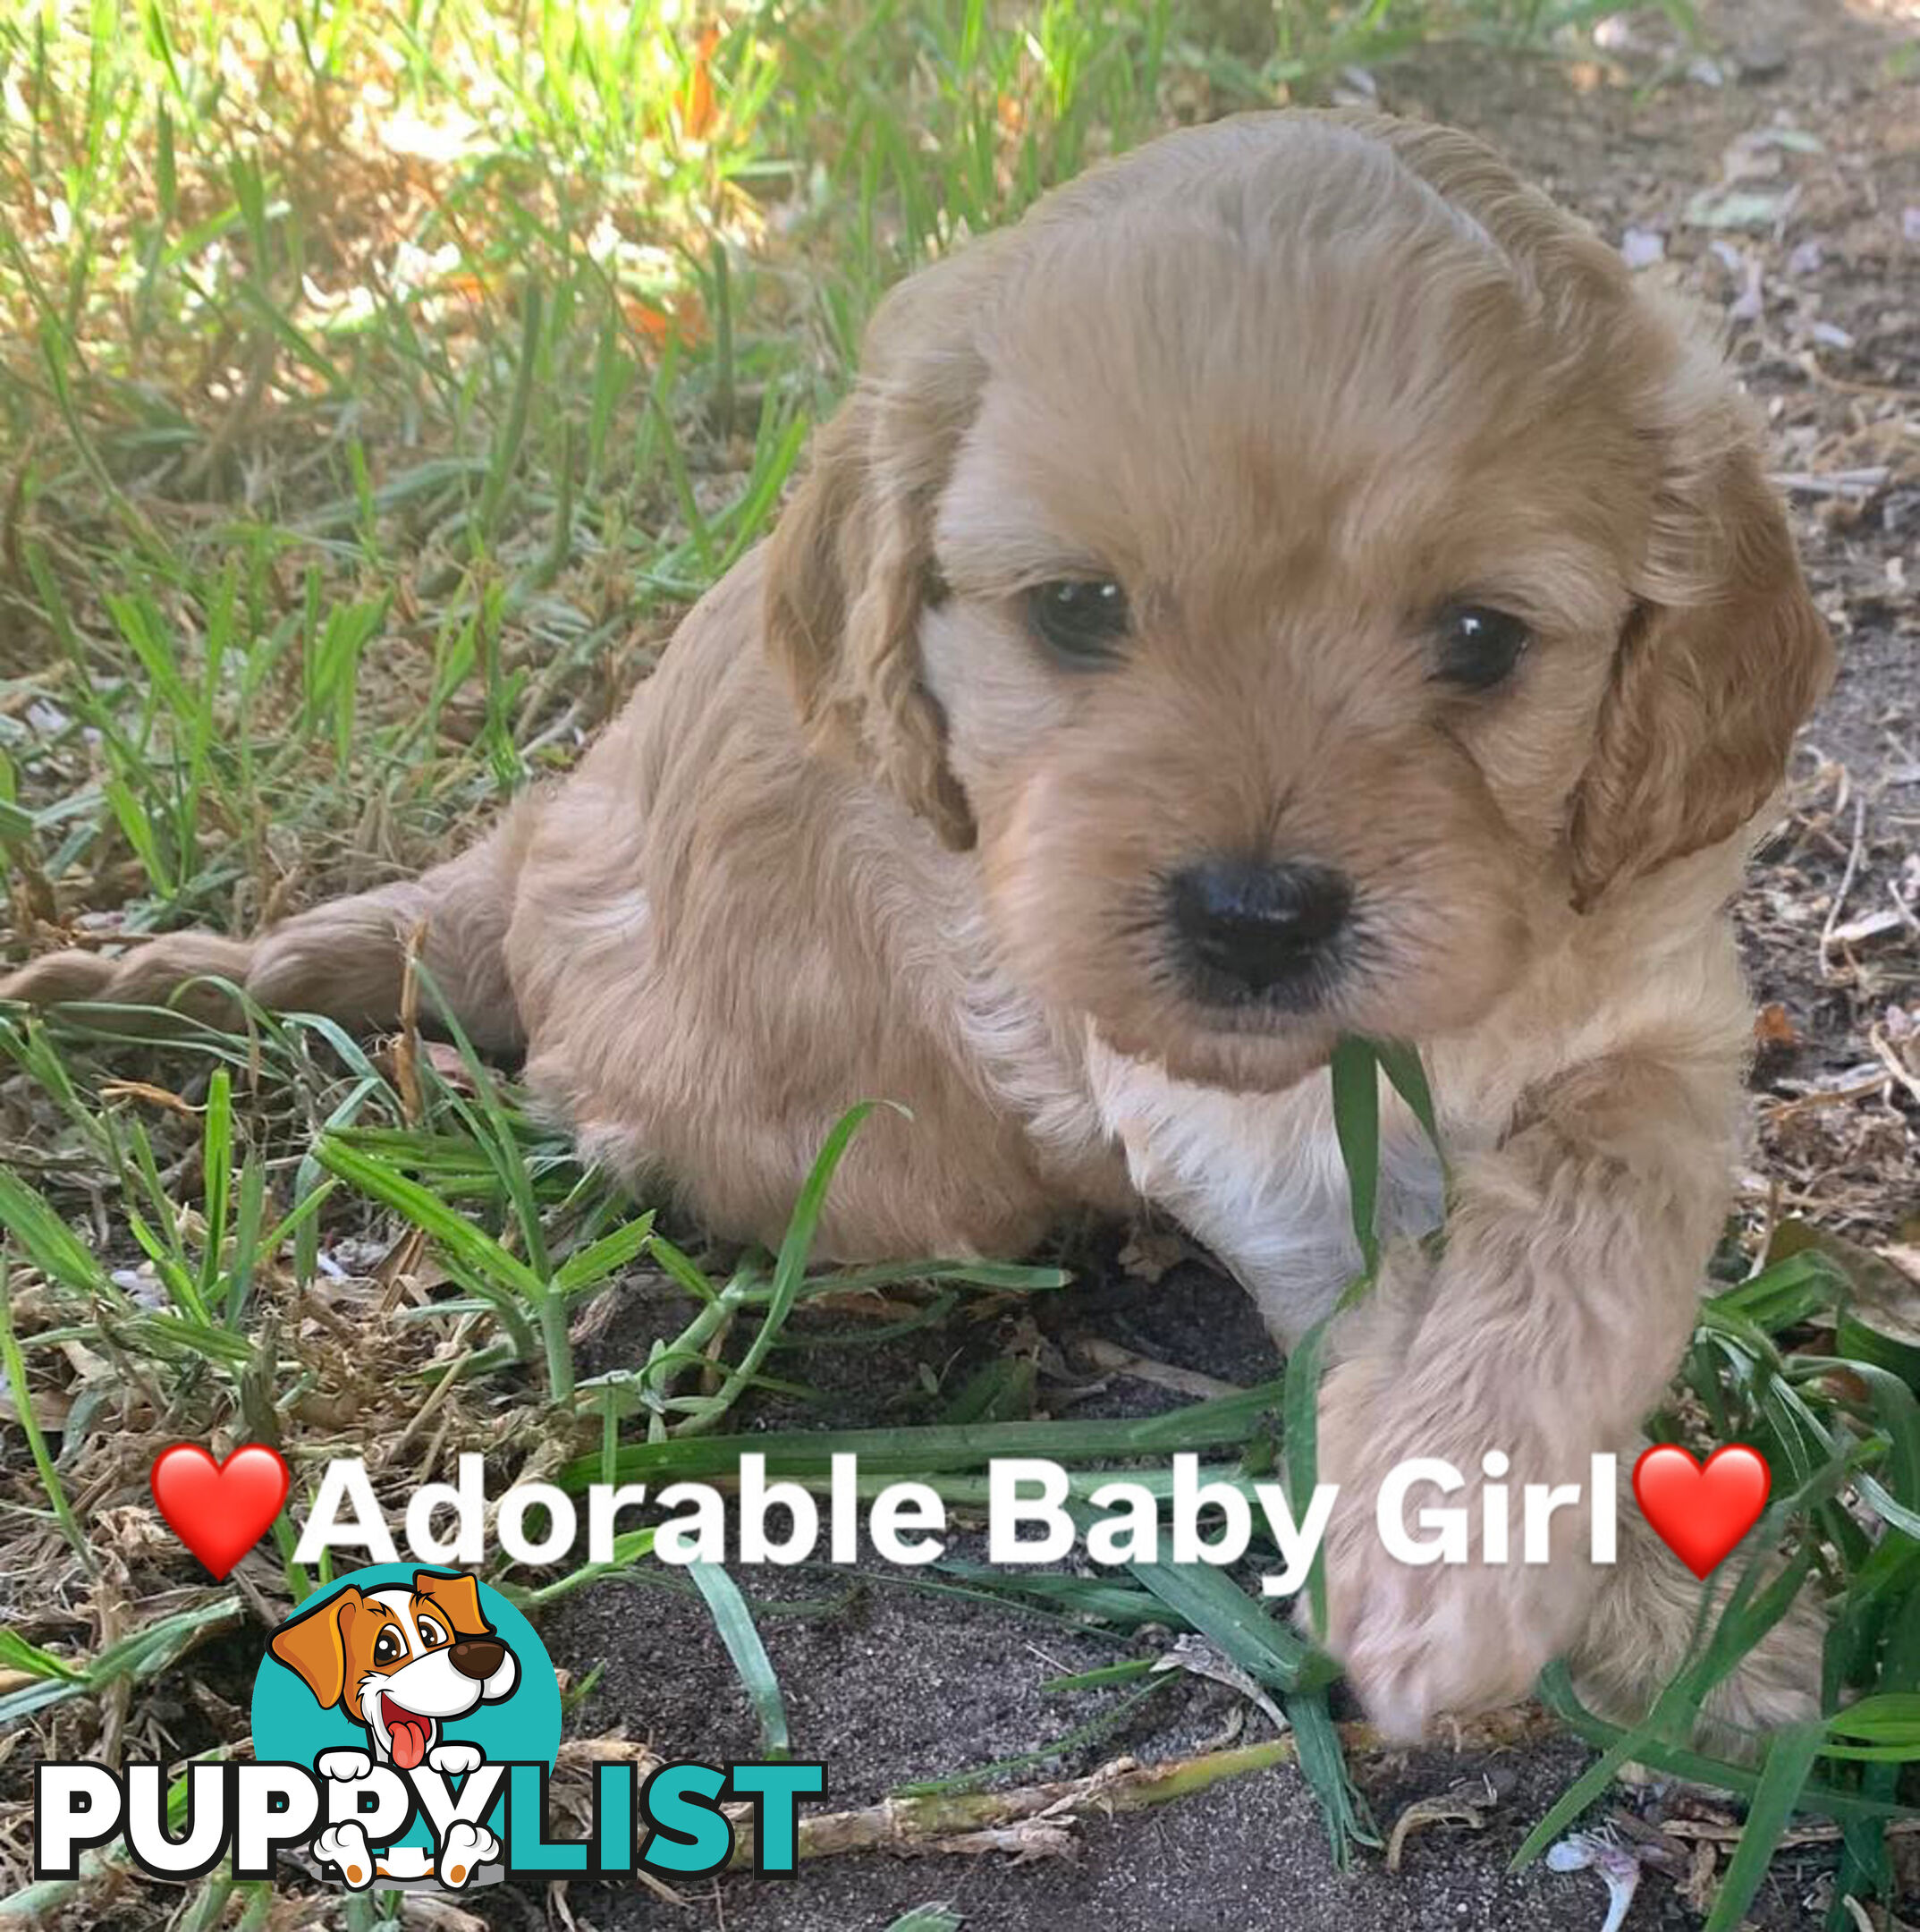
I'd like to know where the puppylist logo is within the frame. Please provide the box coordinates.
[254,1565,551,1888]
[33,1562,824,1889]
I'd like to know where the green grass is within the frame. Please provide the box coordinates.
[0,2,1908,1928]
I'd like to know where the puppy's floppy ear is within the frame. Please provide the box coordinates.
[1568,359,1832,908]
[764,243,1007,852]
[1339,115,1830,905]
[413,1569,492,1638]
[269,1586,364,1710]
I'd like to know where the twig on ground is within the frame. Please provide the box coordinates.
[1770,467,1890,500]
[1072,1336,1247,1401]
[727,1706,1562,1868]
[1818,791,1869,982]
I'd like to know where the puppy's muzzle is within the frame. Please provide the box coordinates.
[1164,857,1351,1006]
[449,1637,507,1680]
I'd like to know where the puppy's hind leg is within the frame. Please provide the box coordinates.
[245,820,530,1052]
[2,805,534,1052]
[1568,1499,1826,1760]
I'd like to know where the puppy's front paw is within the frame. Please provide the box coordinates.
[313,1822,375,1889]
[1702,1586,1826,1739]
[436,1820,499,1889]
[1309,1365,1594,1737]
[317,1748,375,1783]
[427,1741,483,1779]
[1572,1512,1828,1759]
[1315,1506,1568,1737]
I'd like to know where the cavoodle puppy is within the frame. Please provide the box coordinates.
[6,113,1834,1741]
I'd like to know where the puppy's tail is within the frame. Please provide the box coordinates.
[2,816,529,1053]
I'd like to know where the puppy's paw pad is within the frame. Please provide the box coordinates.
[427,1742,483,1778]
[314,1823,374,1889]
[436,1819,497,1889]
[317,1749,374,1783]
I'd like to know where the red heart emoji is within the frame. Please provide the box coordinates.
[150,1444,291,1580]
[1631,1443,1770,1580]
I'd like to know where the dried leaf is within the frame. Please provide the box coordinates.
[0,1384,72,1430]
[1879,1245,1920,1288]
[1386,1776,1497,1871]
[679,25,722,140]
[1686,188,1790,230]
[1771,1218,1920,1344]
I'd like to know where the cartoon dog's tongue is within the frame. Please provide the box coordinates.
[382,1696,431,1770]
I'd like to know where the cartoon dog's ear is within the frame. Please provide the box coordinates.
[269,1586,364,1710]
[1569,350,1832,907]
[763,236,1012,853]
[413,1570,491,1638]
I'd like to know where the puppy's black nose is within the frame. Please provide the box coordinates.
[1166,858,1351,1000]
[449,1637,506,1680]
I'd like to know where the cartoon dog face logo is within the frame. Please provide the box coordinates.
[270,1570,520,1770]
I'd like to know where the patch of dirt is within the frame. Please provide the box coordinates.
[482,1272,1841,1932]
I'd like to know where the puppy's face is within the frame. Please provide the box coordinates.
[767,115,1831,1092]
[922,197,1648,1089]
[346,1584,514,1771]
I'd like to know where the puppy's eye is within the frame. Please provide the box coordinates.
[1434,606,1531,690]
[372,1629,403,1665]
[417,1616,447,1648]
[1026,578,1129,665]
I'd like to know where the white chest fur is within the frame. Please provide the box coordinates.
[1086,1038,1451,1347]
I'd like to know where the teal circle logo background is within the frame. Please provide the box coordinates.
[250,1564,560,1853]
